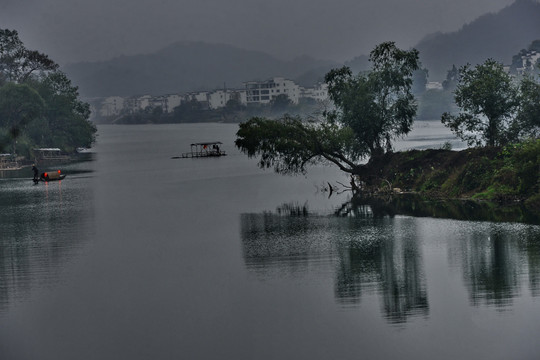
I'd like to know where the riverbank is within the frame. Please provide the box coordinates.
[355,139,540,212]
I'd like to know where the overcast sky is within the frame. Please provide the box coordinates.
[0,0,517,65]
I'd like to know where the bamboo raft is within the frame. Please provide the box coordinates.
[172,142,226,159]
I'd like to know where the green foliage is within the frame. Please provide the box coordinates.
[419,169,449,192]
[513,74,540,139]
[325,41,420,156]
[235,115,360,175]
[501,139,540,195]
[457,157,494,192]
[172,99,205,123]
[0,82,45,153]
[0,28,96,154]
[412,67,428,95]
[417,89,455,120]
[270,94,292,113]
[442,59,519,147]
[0,29,58,83]
[440,141,453,150]
[442,65,458,91]
[525,193,540,212]
[471,184,517,200]
[236,42,420,176]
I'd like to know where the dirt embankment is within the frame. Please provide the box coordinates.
[355,143,540,211]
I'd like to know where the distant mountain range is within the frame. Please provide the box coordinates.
[63,42,338,97]
[416,0,540,80]
[64,0,540,97]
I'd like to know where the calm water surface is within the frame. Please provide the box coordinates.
[1,122,539,360]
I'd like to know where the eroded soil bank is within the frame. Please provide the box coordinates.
[355,140,540,213]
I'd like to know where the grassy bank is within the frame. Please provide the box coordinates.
[358,139,540,212]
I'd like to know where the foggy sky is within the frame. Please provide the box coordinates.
[0,0,517,65]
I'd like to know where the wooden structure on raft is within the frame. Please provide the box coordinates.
[172,141,226,159]
[33,148,71,165]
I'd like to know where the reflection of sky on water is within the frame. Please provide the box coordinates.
[241,203,540,324]
[0,167,95,312]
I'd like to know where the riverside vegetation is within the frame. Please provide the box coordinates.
[236,42,540,212]
[359,140,540,211]
[0,29,97,159]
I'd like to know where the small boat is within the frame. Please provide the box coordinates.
[172,141,227,159]
[33,170,66,183]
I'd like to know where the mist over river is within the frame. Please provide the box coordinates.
[1,122,539,360]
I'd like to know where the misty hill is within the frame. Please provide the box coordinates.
[63,42,338,97]
[416,0,540,81]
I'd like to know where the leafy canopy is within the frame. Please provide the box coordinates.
[0,83,45,152]
[325,42,419,156]
[236,115,360,175]
[514,73,540,139]
[0,29,58,84]
[236,42,420,175]
[0,28,96,154]
[442,59,519,147]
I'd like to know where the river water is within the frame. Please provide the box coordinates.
[1,122,539,360]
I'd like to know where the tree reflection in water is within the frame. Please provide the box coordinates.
[449,223,540,308]
[240,198,540,324]
[0,177,95,313]
[240,202,429,324]
[352,194,540,308]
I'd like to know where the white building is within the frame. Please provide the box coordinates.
[185,91,208,102]
[244,77,300,106]
[165,94,183,113]
[516,50,540,75]
[138,95,152,110]
[207,90,229,110]
[426,82,443,91]
[94,77,332,119]
[121,94,153,113]
[300,83,328,102]
[206,89,248,109]
[99,96,125,117]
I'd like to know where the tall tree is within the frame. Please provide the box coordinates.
[325,41,420,156]
[236,115,360,175]
[270,94,293,113]
[236,42,420,175]
[0,82,45,153]
[513,73,540,139]
[442,65,458,91]
[442,59,519,147]
[0,29,58,83]
[27,72,95,150]
[0,28,96,154]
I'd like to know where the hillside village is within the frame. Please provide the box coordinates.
[91,77,329,121]
[511,48,540,74]
[70,0,540,120]
[90,46,539,122]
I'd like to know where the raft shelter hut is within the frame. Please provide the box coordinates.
[176,141,226,158]
[32,148,71,165]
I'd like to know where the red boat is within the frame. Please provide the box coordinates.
[34,169,66,183]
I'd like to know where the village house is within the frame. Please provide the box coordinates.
[244,77,300,106]
[300,83,329,102]
[93,77,330,118]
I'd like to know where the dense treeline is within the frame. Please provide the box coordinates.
[112,94,325,125]
[0,29,97,157]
